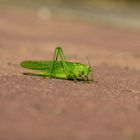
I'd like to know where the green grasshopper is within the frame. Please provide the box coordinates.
[21,47,94,81]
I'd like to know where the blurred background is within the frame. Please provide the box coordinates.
[0,0,140,28]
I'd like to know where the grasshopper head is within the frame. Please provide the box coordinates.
[79,65,94,81]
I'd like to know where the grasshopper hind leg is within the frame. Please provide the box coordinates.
[49,47,60,78]
[48,47,77,82]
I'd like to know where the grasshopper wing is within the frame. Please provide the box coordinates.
[21,60,52,70]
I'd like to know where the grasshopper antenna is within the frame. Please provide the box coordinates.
[86,56,91,67]
[104,45,140,59]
